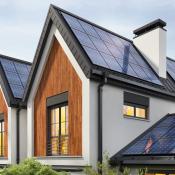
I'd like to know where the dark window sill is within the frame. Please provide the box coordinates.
[124,115,150,122]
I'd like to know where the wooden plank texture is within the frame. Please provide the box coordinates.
[0,89,8,157]
[34,38,82,156]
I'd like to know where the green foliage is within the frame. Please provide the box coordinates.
[137,168,147,175]
[0,158,68,175]
[122,167,131,175]
[84,153,117,175]
[84,153,147,175]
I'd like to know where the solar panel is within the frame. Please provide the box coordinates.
[122,115,175,155]
[167,58,175,81]
[62,12,162,85]
[0,57,31,98]
[9,84,24,99]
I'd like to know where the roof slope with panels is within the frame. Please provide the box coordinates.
[23,5,175,102]
[61,12,161,85]
[167,57,175,81]
[0,54,31,106]
[110,113,175,165]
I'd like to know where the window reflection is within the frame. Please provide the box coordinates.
[123,104,147,119]
[136,107,146,118]
[123,105,134,116]
[48,105,69,156]
[0,120,4,157]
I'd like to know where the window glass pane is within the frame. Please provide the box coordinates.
[65,106,68,122]
[61,107,66,123]
[51,124,59,137]
[55,108,59,124]
[49,104,69,156]
[51,110,55,124]
[136,107,146,118]
[123,105,134,116]
[51,108,59,124]
[0,120,4,156]
[61,136,68,155]
[51,138,58,155]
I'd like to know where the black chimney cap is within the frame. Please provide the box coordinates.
[133,19,166,36]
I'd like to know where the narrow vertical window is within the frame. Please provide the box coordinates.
[47,92,69,156]
[48,104,69,155]
[0,119,4,157]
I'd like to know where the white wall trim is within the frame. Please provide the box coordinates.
[0,87,15,165]
[27,25,56,158]
[8,107,17,164]
[27,23,90,166]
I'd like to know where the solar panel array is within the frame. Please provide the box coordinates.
[167,58,175,81]
[61,13,161,85]
[0,57,31,98]
[123,114,175,155]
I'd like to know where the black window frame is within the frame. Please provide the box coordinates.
[123,92,149,120]
[46,92,69,156]
[0,113,4,157]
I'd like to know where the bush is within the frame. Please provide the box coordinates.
[0,158,68,175]
[84,154,147,175]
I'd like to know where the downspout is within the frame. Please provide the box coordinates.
[16,108,21,164]
[98,74,108,165]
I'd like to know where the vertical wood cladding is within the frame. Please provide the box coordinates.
[0,89,8,157]
[34,38,82,156]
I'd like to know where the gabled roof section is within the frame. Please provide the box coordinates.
[61,12,162,85]
[110,114,175,165]
[0,54,31,107]
[23,4,175,102]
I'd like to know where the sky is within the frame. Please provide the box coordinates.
[0,0,175,62]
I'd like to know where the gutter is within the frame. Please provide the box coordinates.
[98,74,108,164]
[16,108,21,164]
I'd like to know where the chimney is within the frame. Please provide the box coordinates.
[133,19,167,78]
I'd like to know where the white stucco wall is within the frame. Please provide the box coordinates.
[133,27,167,78]
[8,107,17,164]
[90,81,175,165]
[19,109,27,162]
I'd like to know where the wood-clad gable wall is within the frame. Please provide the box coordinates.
[0,89,8,157]
[34,38,82,156]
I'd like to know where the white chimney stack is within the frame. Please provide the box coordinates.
[133,19,167,78]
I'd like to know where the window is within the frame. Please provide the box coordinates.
[47,92,69,156]
[123,92,149,120]
[0,114,4,157]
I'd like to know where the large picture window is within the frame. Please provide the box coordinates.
[47,92,69,156]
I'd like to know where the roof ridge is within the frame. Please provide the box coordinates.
[167,57,175,62]
[51,4,133,43]
[0,53,32,65]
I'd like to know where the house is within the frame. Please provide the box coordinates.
[1,4,175,175]
[0,54,31,165]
